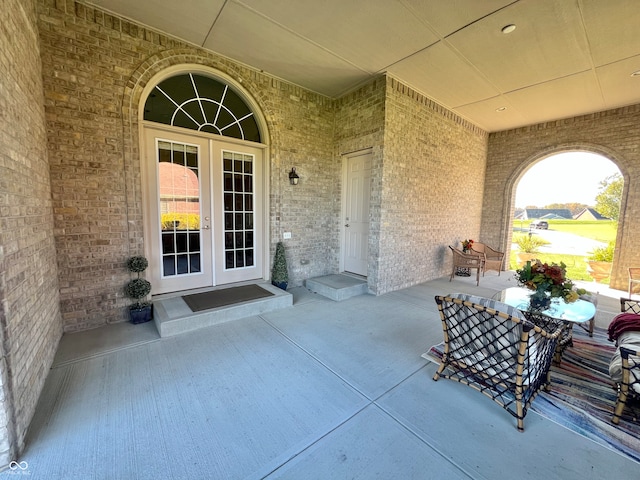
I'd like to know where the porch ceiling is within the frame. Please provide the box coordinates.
[86,0,640,132]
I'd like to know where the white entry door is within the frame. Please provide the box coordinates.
[342,150,372,276]
[144,127,263,294]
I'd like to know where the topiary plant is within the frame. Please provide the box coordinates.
[271,242,289,290]
[125,256,151,309]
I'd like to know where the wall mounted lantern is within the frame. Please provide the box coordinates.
[289,167,299,185]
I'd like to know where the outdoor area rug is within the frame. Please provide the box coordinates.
[182,284,274,312]
[423,327,640,464]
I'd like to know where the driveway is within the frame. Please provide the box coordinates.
[513,227,607,257]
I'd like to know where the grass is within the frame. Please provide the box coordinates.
[513,219,618,243]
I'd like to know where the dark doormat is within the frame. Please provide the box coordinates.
[182,284,274,312]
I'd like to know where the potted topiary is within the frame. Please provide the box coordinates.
[271,241,289,290]
[586,241,614,283]
[124,255,153,324]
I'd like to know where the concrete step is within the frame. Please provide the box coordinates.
[153,282,293,337]
[305,274,368,301]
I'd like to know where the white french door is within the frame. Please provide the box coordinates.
[144,127,263,294]
[342,150,372,276]
[212,145,263,285]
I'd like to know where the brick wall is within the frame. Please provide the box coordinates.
[334,77,386,292]
[37,0,337,330]
[485,106,640,290]
[0,0,63,465]
[334,77,489,295]
[377,78,489,293]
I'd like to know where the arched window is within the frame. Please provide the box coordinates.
[143,73,261,142]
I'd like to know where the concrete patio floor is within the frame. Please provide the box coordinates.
[5,272,639,479]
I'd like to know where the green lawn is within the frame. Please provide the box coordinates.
[514,219,617,243]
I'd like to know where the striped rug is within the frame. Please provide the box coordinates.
[533,327,639,463]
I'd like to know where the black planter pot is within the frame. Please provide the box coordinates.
[272,280,288,291]
[129,304,153,324]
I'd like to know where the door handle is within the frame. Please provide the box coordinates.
[345,224,350,227]
[203,225,210,230]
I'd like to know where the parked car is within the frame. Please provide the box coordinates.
[530,220,549,230]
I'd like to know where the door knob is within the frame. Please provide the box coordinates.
[345,224,350,227]
[203,225,210,230]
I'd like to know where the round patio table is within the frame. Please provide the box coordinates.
[493,287,596,324]
[493,287,597,365]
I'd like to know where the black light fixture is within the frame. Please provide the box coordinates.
[289,167,299,185]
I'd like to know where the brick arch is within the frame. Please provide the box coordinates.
[502,143,629,286]
[123,48,277,131]
[507,143,627,189]
[121,49,277,255]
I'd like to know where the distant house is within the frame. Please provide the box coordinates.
[521,208,573,220]
[574,208,610,221]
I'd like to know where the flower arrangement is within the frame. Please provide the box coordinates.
[515,260,586,304]
[461,239,474,252]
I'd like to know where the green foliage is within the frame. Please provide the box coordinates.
[595,173,623,221]
[271,242,288,284]
[514,260,586,301]
[587,241,615,262]
[124,278,152,306]
[513,234,548,253]
[127,255,148,273]
[161,213,200,230]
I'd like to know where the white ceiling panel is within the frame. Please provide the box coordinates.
[203,2,368,97]
[400,0,516,38]
[454,96,527,132]
[503,72,604,126]
[596,55,640,108]
[86,0,640,132]
[580,0,640,66]
[387,42,500,109]
[446,0,592,93]
[238,0,440,73]
[89,0,223,46]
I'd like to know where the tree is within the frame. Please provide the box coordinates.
[595,173,623,221]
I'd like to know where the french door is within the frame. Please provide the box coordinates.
[144,126,263,294]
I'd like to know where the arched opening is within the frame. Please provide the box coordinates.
[138,67,270,294]
[511,151,622,285]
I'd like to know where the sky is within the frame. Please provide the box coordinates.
[515,152,621,208]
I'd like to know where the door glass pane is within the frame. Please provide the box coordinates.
[144,74,261,143]
[158,141,201,277]
[222,150,255,270]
